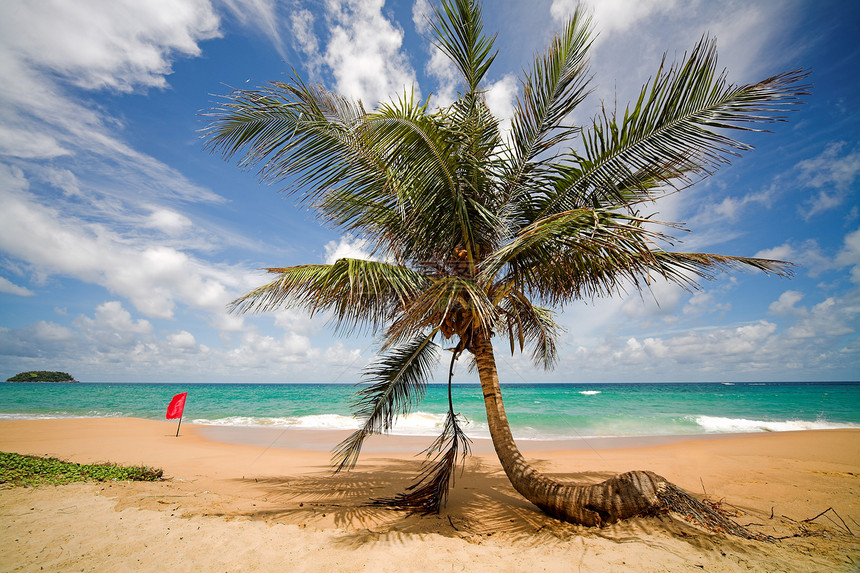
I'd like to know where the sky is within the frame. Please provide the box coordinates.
[0,0,858,384]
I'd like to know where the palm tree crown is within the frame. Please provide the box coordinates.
[205,0,808,517]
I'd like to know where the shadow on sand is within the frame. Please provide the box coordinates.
[213,455,751,551]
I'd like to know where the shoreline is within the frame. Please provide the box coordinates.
[4,413,856,452]
[195,422,776,453]
[1,418,858,571]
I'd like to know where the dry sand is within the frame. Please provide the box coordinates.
[1,418,858,572]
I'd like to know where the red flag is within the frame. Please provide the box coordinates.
[166,392,187,420]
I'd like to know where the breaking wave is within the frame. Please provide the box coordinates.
[191,411,488,437]
[693,415,860,433]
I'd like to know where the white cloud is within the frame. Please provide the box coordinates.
[412,0,460,108]
[324,235,373,264]
[144,208,193,236]
[0,321,77,359]
[322,0,419,105]
[74,301,153,340]
[769,290,805,316]
[798,142,860,219]
[0,124,70,160]
[784,294,858,340]
[683,290,731,316]
[754,243,796,263]
[696,187,775,224]
[290,7,322,74]
[273,309,320,336]
[0,0,219,92]
[0,0,271,333]
[755,239,837,278]
[484,74,518,138]
[837,227,860,284]
[412,0,433,34]
[223,330,313,368]
[425,40,460,108]
[0,0,224,207]
[167,330,198,349]
[552,0,677,38]
[757,225,860,281]
[620,278,687,320]
[0,300,366,381]
[0,165,248,320]
[548,0,805,140]
[567,319,784,378]
[0,276,34,296]
[220,0,285,56]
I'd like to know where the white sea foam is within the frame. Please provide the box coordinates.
[693,415,860,433]
[0,412,126,420]
[190,414,360,430]
[0,413,70,421]
[191,411,488,437]
[578,390,601,396]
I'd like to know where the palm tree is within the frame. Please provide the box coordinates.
[205,0,807,532]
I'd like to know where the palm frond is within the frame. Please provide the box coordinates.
[539,36,810,213]
[504,8,593,209]
[375,409,471,514]
[441,91,508,267]
[383,275,497,349]
[332,333,441,472]
[203,73,373,197]
[481,208,792,304]
[374,347,471,514]
[430,0,497,92]
[481,208,669,301]
[496,291,560,370]
[648,251,794,282]
[229,259,431,334]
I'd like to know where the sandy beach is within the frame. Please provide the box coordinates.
[1,418,858,572]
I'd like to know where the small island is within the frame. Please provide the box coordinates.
[6,371,78,383]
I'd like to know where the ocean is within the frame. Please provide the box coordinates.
[1,382,858,441]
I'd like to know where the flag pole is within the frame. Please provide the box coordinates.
[175,413,182,437]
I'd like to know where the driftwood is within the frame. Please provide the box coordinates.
[801,507,854,536]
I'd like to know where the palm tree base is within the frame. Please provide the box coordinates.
[535,469,768,540]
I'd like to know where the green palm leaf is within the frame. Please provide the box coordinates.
[229,259,431,334]
[383,275,497,349]
[482,208,791,304]
[204,73,373,196]
[429,0,497,92]
[539,36,810,213]
[481,208,668,301]
[504,8,593,210]
[495,291,560,370]
[332,333,441,471]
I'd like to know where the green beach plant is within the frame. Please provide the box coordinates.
[0,452,163,486]
[205,0,807,532]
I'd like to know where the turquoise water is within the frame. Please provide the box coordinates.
[1,382,858,440]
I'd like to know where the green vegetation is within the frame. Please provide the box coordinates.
[0,452,163,486]
[6,371,78,383]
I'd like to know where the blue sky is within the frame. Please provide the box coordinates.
[0,0,857,383]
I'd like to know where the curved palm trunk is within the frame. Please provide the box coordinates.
[472,331,767,538]
[472,330,666,526]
